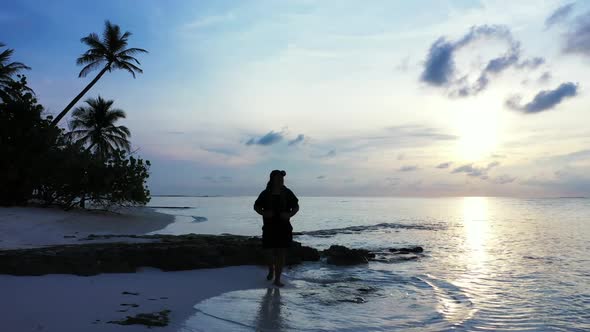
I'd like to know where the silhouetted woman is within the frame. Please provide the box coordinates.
[254,170,299,287]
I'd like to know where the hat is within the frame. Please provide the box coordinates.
[270,170,286,177]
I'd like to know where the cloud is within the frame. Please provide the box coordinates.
[202,175,233,183]
[201,146,238,156]
[421,38,455,86]
[493,175,516,184]
[288,134,305,146]
[540,149,590,163]
[545,3,575,28]
[385,125,458,141]
[322,150,337,158]
[563,11,590,56]
[451,161,500,179]
[420,25,544,97]
[452,164,486,177]
[245,131,283,146]
[547,5,590,57]
[506,82,578,113]
[398,165,419,172]
[436,162,452,169]
[538,71,552,84]
[515,57,545,70]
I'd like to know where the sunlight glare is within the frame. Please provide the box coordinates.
[455,108,499,162]
[462,197,489,259]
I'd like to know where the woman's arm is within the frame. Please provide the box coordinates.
[254,204,264,216]
[289,206,299,218]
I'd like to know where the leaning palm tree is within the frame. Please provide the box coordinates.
[0,42,31,90]
[51,21,147,126]
[67,96,131,160]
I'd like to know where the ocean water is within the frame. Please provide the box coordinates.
[148,196,590,332]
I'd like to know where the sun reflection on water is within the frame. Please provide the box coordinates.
[435,197,494,325]
[462,196,490,262]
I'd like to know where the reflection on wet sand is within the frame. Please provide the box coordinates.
[256,287,285,331]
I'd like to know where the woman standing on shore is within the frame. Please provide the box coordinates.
[254,170,299,287]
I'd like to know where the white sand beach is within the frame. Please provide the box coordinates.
[0,207,275,331]
[0,206,175,249]
[0,266,271,332]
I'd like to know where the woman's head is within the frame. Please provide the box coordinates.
[267,170,286,189]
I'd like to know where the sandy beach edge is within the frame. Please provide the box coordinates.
[0,265,271,332]
[0,206,176,249]
[0,206,274,331]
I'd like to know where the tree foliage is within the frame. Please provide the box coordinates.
[51,21,148,126]
[67,96,131,160]
[0,56,150,208]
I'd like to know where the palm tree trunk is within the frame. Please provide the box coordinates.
[50,65,110,126]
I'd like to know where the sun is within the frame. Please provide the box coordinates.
[454,106,500,162]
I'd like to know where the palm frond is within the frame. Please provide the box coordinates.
[80,33,107,53]
[113,61,143,78]
[78,60,105,78]
[118,47,148,57]
[67,96,131,157]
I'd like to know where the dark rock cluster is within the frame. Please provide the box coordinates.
[323,245,425,265]
[0,233,424,275]
[0,234,320,276]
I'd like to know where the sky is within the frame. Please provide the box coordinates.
[2,0,590,197]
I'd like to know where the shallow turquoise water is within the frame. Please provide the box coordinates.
[149,196,590,331]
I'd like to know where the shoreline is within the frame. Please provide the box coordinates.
[0,206,175,249]
[0,266,270,332]
[0,207,271,331]
[0,206,420,331]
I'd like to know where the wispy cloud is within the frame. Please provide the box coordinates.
[202,175,233,183]
[288,134,305,146]
[506,82,578,113]
[538,71,552,84]
[539,149,590,164]
[398,165,419,172]
[436,162,452,169]
[245,131,284,146]
[492,175,516,184]
[451,161,500,180]
[545,4,590,58]
[563,11,590,56]
[321,150,337,158]
[201,146,239,156]
[384,125,458,141]
[420,25,544,97]
[545,3,575,28]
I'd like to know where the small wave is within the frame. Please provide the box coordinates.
[294,222,442,237]
[192,216,208,222]
[149,206,193,209]
[418,275,476,325]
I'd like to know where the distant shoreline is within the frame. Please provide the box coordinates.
[151,194,223,197]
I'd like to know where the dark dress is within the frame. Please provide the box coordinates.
[254,187,299,248]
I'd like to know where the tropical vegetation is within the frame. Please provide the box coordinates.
[0,21,150,209]
[51,20,147,126]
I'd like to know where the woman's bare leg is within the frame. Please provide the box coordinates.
[267,249,275,280]
[273,248,286,287]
